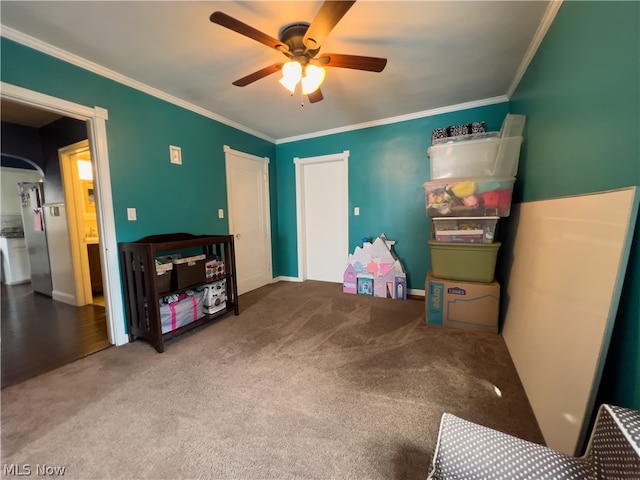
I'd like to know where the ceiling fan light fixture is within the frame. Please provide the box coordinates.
[279,61,302,93]
[211,2,387,103]
[301,65,326,95]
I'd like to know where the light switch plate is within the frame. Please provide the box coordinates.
[354,207,360,216]
[169,145,182,165]
[218,209,224,219]
[127,208,137,221]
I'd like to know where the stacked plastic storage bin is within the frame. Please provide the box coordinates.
[423,115,525,331]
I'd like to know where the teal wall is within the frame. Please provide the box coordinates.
[4,1,638,410]
[509,2,640,409]
[1,38,277,243]
[275,103,509,287]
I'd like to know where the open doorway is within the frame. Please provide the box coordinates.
[1,82,128,388]
[0,83,127,346]
[1,104,111,387]
[59,140,104,307]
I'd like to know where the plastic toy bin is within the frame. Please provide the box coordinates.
[428,133,523,179]
[429,240,501,283]
[423,177,515,217]
[432,216,498,243]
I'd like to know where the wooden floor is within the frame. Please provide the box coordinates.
[1,282,111,389]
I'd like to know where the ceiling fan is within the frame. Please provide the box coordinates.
[210,0,387,103]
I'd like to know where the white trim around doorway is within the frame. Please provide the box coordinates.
[293,150,349,282]
[1,81,128,346]
[223,145,273,294]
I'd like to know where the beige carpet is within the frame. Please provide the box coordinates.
[1,280,542,479]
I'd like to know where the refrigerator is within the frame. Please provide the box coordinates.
[18,182,53,296]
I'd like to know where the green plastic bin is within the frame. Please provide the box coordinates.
[429,240,501,283]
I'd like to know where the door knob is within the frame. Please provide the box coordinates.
[235,234,241,239]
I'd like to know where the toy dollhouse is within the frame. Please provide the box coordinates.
[342,234,407,300]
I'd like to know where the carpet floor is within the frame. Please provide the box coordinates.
[1,280,542,479]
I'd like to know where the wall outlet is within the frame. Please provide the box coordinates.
[218,209,224,219]
[169,145,182,165]
[127,208,137,221]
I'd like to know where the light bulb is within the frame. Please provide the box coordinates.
[77,160,93,180]
[279,61,302,93]
[301,65,326,95]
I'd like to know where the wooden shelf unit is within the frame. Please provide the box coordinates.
[119,232,239,352]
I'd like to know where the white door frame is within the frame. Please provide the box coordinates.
[224,145,273,292]
[294,150,349,281]
[1,81,128,346]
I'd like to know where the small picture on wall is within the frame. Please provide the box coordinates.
[83,181,96,215]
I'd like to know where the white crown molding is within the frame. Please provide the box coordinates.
[1,25,276,143]
[276,96,509,144]
[506,0,563,99]
[2,17,543,146]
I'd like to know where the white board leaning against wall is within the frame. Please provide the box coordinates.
[501,187,639,456]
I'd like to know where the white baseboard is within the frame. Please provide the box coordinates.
[271,277,425,297]
[272,276,302,283]
[52,290,78,306]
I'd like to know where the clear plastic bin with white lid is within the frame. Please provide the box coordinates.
[428,132,523,179]
[423,176,515,217]
[432,216,499,243]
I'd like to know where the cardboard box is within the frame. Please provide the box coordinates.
[425,271,499,333]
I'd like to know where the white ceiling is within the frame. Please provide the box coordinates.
[0,1,553,141]
[1,98,63,127]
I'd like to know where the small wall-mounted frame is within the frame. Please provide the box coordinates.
[170,145,182,165]
[82,180,96,215]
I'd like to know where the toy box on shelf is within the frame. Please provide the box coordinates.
[343,234,407,300]
[155,260,173,293]
[205,257,225,281]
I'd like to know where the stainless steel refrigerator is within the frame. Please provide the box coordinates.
[18,182,53,296]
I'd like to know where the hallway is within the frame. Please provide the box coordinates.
[1,282,110,389]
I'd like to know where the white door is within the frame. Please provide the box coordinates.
[295,151,349,283]
[224,146,272,295]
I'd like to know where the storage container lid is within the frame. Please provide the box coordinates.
[432,216,499,221]
[431,131,501,146]
[423,176,515,188]
[427,133,522,156]
[429,240,501,250]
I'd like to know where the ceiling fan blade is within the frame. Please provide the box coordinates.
[210,11,289,53]
[317,53,387,72]
[303,0,356,51]
[307,88,324,103]
[232,64,283,87]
